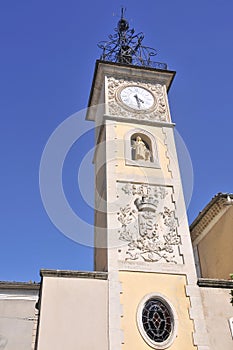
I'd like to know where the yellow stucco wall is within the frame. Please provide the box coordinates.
[119,271,196,350]
[197,206,233,279]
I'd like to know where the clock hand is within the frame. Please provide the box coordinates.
[138,97,144,104]
[134,94,142,108]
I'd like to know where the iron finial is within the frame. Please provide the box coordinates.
[118,7,129,32]
[97,9,167,69]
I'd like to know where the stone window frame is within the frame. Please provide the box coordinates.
[136,293,178,349]
[124,128,160,169]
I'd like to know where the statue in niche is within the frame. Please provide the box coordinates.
[132,136,151,161]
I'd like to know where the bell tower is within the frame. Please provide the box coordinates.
[86,10,210,350]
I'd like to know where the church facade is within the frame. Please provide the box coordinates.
[1,13,233,350]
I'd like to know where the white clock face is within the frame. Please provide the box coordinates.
[120,86,155,111]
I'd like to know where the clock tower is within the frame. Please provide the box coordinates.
[86,11,210,350]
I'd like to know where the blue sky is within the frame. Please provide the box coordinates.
[1,0,233,281]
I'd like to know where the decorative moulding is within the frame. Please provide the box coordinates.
[117,182,182,265]
[107,76,170,123]
[103,114,175,128]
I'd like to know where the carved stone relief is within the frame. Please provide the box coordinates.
[132,136,151,162]
[107,76,169,122]
[117,183,182,264]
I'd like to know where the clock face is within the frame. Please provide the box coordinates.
[120,86,155,111]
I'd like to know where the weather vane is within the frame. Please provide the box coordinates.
[97,8,167,69]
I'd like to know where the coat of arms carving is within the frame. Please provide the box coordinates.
[117,183,181,264]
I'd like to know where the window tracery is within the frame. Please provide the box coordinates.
[142,298,172,343]
[137,294,177,349]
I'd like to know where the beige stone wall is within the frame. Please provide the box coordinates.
[197,206,233,279]
[0,287,38,350]
[119,271,197,350]
[36,275,108,350]
[200,286,233,350]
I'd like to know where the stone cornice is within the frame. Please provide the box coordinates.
[40,269,108,280]
[198,278,233,289]
[0,281,40,290]
[190,193,233,242]
[103,114,176,128]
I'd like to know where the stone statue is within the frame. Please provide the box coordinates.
[132,136,151,161]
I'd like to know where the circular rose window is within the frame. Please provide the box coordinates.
[137,294,177,349]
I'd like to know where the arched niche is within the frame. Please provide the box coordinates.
[124,129,160,169]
